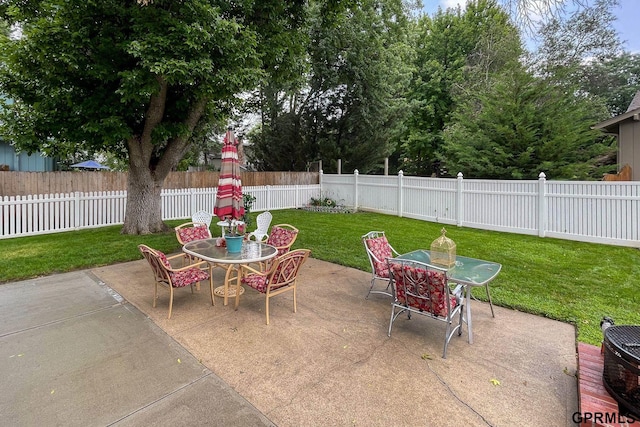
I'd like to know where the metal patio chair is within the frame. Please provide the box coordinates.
[361,231,399,298]
[387,258,464,358]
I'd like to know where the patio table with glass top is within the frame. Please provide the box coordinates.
[182,239,278,307]
[396,250,501,344]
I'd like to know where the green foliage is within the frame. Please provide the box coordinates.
[308,196,336,207]
[402,0,518,177]
[579,52,640,117]
[0,0,307,233]
[248,0,414,174]
[442,63,614,179]
[2,210,639,346]
[241,193,257,228]
[535,0,622,78]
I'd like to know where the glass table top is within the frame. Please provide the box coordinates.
[397,250,502,286]
[183,239,277,264]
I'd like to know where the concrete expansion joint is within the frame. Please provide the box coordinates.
[106,372,215,426]
[0,304,121,338]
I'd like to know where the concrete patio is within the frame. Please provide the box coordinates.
[0,256,579,426]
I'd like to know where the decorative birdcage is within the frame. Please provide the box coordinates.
[430,228,456,268]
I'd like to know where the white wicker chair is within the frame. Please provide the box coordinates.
[192,210,213,228]
[247,211,273,242]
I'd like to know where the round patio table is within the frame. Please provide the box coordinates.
[182,239,277,307]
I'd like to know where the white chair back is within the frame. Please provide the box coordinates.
[248,211,273,242]
[192,210,213,228]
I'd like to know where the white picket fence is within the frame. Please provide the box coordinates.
[3,173,640,248]
[320,171,640,248]
[0,185,321,239]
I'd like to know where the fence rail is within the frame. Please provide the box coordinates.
[320,171,640,248]
[4,171,640,248]
[1,185,321,239]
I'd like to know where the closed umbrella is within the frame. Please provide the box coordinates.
[213,128,245,226]
[213,128,246,298]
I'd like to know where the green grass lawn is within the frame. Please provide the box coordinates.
[1,209,639,346]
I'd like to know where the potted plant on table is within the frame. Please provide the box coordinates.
[223,218,245,253]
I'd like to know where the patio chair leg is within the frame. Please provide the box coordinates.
[265,298,270,325]
[293,286,297,313]
[443,324,451,359]
[153,283,158,308]
[208,274,215,306]
[366,278,393,299]
[365,278,376,299]
[168,287,174,319]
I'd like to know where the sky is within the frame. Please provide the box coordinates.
[422,0,639,53]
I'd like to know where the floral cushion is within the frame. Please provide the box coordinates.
[242,257,297,293]
[177,225,210,243]
[169,267,209,288]
[365,236,392,277]
[267,226,298,255]
[389,263,458,318]
[156,250,172,269]
[242,274,269,293]
[155,249,208,288]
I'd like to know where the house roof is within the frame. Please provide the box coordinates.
[593,90,640,134]
[627,90,640,112]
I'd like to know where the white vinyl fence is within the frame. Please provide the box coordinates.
[4,172,640,248]
[320,171,640,248]
[0,185,320,239]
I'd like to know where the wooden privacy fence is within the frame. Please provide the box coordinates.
[0,171,319,197]
[320,171,640,248]
[603,164,632,181]
[0,184,321,239]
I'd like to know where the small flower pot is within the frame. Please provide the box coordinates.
[224,235,244,253]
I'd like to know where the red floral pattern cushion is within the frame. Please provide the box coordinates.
[241,255,298,293]
[170,267,209,288]
[156,250,172,269]
[365,236,392,277]
[242,274,268,292]
[155,249,209,288]
[267,226,298,256]
[177,225,210,243]
[389,263,458,318]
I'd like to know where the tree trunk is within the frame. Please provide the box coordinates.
[119,80,208,235]
[121,162,169,235]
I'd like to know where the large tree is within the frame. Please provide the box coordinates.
[580,53,640,117]
[0,0,305,234]
[402,0,517,176]
[441,59,613,180]
[248,0,414,174]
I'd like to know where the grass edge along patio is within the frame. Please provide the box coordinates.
[1,209,639,346]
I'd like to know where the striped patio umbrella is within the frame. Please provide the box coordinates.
[213,128,245,222]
